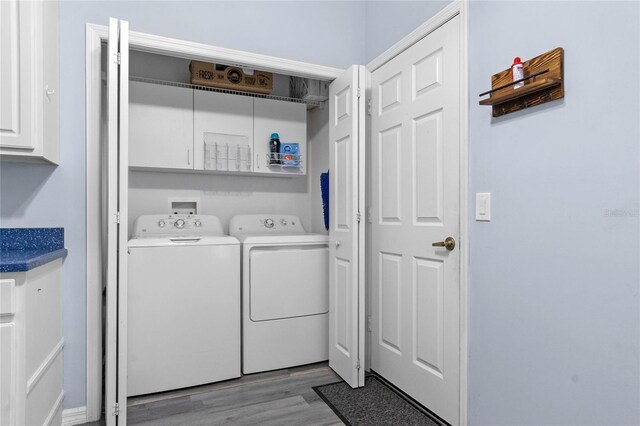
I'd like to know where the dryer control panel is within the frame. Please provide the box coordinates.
[229,214,306,235]
[132,214,224,237]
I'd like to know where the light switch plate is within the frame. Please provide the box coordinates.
[476,193,491,221]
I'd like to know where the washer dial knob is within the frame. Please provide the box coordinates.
[194,219,202,227]
[264,218,275,228]
[280,219,288,226]
[158,220,166,228]
[174,219,186,229]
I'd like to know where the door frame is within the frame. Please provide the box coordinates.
[85,24,344,421]
[365,1,469,424]
[84,2,468,419]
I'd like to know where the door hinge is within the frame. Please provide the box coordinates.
[367,98,372,116]
[116,52,121,65]
[115,211,121,224]
[366,207,373,224]
[356,211,361,223]
[357,87,361,99]
[367,315,372,332]
[356,360,361,370]
[113,402,120,416]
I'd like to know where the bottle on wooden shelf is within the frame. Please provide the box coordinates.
[511,57,524,89]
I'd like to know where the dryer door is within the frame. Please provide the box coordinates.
[249,244,329,321]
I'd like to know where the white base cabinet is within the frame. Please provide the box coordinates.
[0,260,64,426]
[0,0,59,164]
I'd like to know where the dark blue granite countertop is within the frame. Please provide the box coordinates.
[0,228,68,272]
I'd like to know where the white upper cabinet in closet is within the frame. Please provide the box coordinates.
[129,81,308,175]
[0,0,59,164]
[193,91,254,172]
[253,98,307,175]
[129,81,194,169]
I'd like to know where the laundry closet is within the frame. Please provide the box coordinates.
[100,20,366,425]
[126,51,331,235]
[122,49,336,396]
[98,9,466,424]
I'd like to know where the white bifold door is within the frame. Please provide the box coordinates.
[370,14,462,425]
[105,17,129,426]
[328,65,367,388]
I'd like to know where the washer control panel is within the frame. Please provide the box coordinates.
[229,214,305,235]
[132,214,224,237]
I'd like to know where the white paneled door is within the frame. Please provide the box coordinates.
[371,15,462,424]
[328,65,366,388]
[106,17,129,426]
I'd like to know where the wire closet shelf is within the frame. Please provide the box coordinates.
[130,76,323,107]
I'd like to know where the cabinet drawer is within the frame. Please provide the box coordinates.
[0,279,15,316]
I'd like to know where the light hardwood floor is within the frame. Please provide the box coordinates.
[84,362,344,426]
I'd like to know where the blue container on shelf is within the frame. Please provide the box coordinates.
[280,142,300,167]
[269,133,281,165]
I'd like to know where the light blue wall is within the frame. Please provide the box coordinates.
[0,1,365,409]
[364,0,450,63]
[468,1,639,424]
[2,0,638,420]
[366,0,638,424]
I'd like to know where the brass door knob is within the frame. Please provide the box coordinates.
[432,237,456,251]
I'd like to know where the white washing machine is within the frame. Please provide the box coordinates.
[229,214,329,374]
[127,214,240,396]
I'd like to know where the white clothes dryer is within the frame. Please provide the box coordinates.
[229,214,329,374]
[127,214,240,396]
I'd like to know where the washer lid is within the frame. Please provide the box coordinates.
[128,235,239,248]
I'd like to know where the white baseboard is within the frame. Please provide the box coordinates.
[62,406,87,426]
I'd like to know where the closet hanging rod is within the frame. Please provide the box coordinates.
[129,76,323,107]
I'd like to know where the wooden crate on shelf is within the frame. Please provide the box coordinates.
[189,61,273,95]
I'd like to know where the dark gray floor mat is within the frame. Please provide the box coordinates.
[313,376,445,426]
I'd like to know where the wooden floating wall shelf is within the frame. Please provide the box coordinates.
[479,47,564,117]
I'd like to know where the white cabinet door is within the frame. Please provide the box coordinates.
[0,323,17,426]
[0,0,28,149]
[193,91,253,171]
[129,81,194,169]
[253,98,306,175]
[0,0,59,163]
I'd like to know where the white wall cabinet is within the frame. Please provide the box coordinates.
[0,0,59,164]
[193,90,254,172]
[253,98,307,175]
[129,81,194,170]
[131,83,307,175]
[0,260,64,426]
